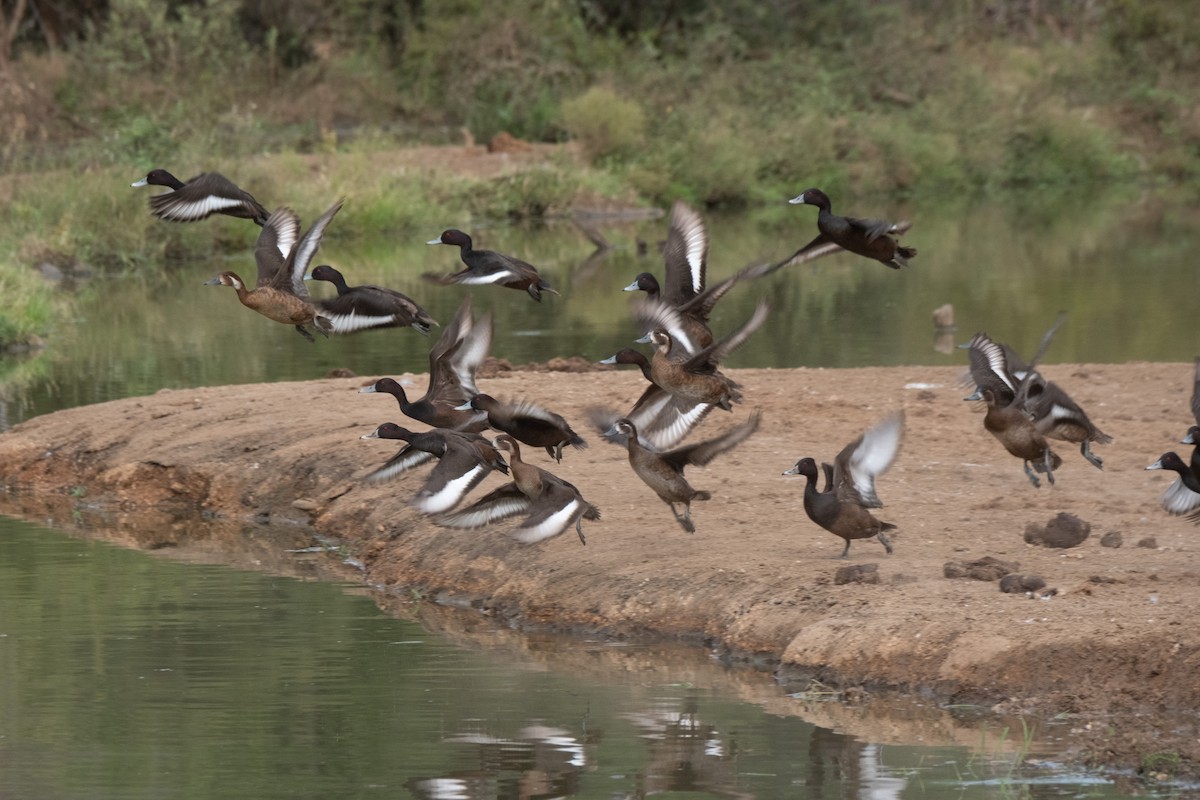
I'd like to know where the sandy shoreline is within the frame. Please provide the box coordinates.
[1,362,1198,776]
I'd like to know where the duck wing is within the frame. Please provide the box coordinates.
[964,332,1019,403]
[1023,380,1111,443]
[509,481,599,545]
[364,444,437,484]
[254,207,300,287]
[316,284,437,335]
[845,214,901,243]
[1192,358,1200,427]
[633,299,705,357]
[412,440,497,514]
[448,310,493,398]
[588,388,713,451]
[833,411,904,508]
[269,198,345,297]
[661,200,708,306]
[147,172,269,224]
[434,483,531,529]
[683,300,770,372]
[747,220,914,279]
[662,411,761,469]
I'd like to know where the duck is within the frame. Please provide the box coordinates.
[605,412,760,533]
[132,168,269,225]
[434,435,600,544]
[424,229,558,302]
[647,300,769,411]
[204,200,343,341]
[360,423,508,513]
[963,332,1061,487]
[787,188,916,269]
[306,264,439,336]
[589,349,714,451]
[625,201,749,353]
[1146,447,1200,521]
[359,297,491,431]
[783,411,904,558]
[746,220,914,278]
[1019,373,1113,469]
[460,394,586,462]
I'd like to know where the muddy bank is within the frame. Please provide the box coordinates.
[1,363,1198,777]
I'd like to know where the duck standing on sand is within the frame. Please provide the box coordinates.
[434,435,600,544]
[132,168,269,225]
[306,264,438,336]
[787,188,916,269]
[424,229,558,301]
[604,412,760,533]
[204,200,343,342]
[360,423,508,513]
[784,411,904,558]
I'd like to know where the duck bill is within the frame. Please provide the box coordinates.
[426,238,445,245]
[1145,459,1165,471]
[622,280,640,292]
[782,464,801,475]
[203,276,223,286]
[358,385,379,394]
[962,390,982,401]
[131,177,148,187]
[360,429,381,440]
[453,400,473,411]
[1183,432,1196,445]
[787,194,806,205]
[598,355,618,365]
[633,332,652,344]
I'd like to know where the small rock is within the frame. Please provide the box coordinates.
[944,556,1020,581]
[999,573,1047,594]
[1024,512,1090,548]
[1100,531,1123,548]
[325,367,357,379]
[1136,537,1158,549]
[834,563,879,585]
[291,498,320,511]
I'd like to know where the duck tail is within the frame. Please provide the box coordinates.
[693,491,712,502]
[898,245,917,259]
[880,521,898,532]
[583,504,601,521]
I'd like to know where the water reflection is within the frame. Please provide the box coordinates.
[408,725,587,799]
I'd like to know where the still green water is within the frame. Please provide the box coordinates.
[0,515,1144,799]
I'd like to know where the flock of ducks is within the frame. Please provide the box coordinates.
[131,168,1196,555]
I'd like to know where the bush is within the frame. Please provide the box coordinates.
[560,87,646,162]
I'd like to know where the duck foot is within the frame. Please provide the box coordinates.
[294,325,316,343]
[1081,441,1103,470]
[877,531,894,554]
[1022,461,1042,488]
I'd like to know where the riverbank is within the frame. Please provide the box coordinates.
[1,362,1197,778]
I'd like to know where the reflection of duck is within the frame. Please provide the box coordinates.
[306,264,438,335]
[204,201,343,341]
[784,412,904,557]
[624,700,746,799]
[424,229,559,301]
[406,724,586,800]
[788,187,916,269]
[359,297,491,431]
[435,436,600,544]
[360,423,508,513]
[132,168,269,225]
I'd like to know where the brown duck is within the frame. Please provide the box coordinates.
[204,200,343,341]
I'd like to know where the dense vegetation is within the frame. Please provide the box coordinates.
[0,0,1197,344]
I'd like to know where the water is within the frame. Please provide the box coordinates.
[0,185,1194,796]
[0,515,1148,799]
[3,185,1198,426]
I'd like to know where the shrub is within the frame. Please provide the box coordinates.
[560,87,646,163]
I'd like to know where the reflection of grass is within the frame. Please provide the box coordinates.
[958,718,1037,798]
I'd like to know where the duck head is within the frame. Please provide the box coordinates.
[131,168,183,189]
[361,422,414,441]
[599,349,650,368]
[623,273,660,294]
[606,418,638,441]
[787,188,831,209]
[359,377,408,401]
[782,456,819,480]
[648,329,673,353]
[1147,452,1187,473]
[427,229,471,248]
[203,271,244,290]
